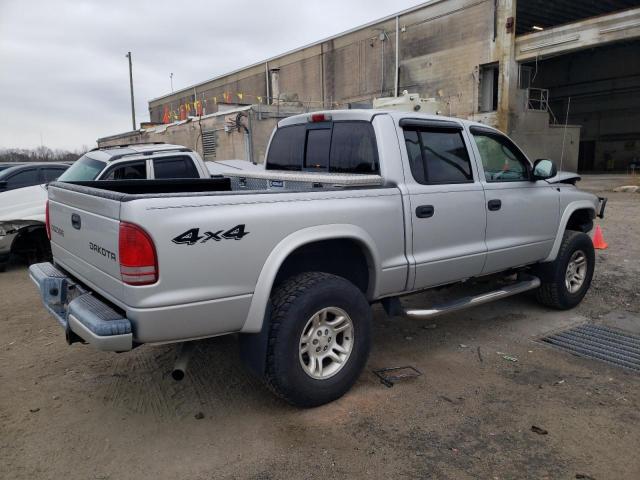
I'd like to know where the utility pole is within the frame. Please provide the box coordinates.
[170,72,174,92]
[125,51,136,130]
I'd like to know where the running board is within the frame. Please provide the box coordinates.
[403,275,541,318]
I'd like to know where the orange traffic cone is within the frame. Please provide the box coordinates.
[593,225,608,250]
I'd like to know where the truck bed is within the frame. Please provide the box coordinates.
[54,170,385,199]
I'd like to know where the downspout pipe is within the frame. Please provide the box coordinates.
[395,15,400,97]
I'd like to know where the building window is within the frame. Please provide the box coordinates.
[478,63,499,113]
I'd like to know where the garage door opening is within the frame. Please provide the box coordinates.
[522,40,640,172]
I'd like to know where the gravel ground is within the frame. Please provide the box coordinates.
[1,174,639,479]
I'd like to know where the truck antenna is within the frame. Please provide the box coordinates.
[560,96,571,172]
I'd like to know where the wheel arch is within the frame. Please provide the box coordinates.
[542,201,596,263]
[240,224,381,334]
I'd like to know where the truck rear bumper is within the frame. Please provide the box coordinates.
[29,262,133,352]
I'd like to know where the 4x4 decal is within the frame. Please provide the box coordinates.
[172,224,249,245]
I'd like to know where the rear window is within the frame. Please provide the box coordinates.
[266,125,305,170]
[153,156,199,179]
[266,121,379,174]
[58,155,105,182]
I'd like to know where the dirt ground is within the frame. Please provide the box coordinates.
[1,174,639,480]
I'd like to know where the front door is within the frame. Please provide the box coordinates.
[469,127,559,274]
[402,120,487,290]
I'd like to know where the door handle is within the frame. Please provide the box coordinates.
[416,205,435,218]
[71,213,81,230]
[487,199,502,211]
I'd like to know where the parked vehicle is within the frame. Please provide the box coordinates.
[0,162,25,173]
[0,144,210,271]
[30,110,606,407]
[0,162,69,192]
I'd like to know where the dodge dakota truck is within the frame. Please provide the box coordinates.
[30,110,606,407]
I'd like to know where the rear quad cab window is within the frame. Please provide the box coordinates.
[266,121,379,174]
[403,128,473,184]
[472,132,529,182]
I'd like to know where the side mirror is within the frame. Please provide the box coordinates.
[532,159,557,181]
[0,180,7,191]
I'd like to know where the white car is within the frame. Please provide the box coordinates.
[0,143,213,271]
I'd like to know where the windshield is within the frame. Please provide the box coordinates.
[57,155,106,182]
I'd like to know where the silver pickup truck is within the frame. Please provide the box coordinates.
[30,110,606,407]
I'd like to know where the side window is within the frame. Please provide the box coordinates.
[266,125,306,170]
[7,169,40,188]
[102,161,146,180]
[403,128,473,184]
[330,122,379,173]
[472,132,530,182]
[42,167,67,182]
[153,156,199,179]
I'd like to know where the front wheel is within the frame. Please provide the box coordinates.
[535,230,595,310]
[265,272,372,407]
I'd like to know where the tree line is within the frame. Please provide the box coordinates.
[0,146,88,163]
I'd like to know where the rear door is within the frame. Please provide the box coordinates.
[468,127,559,273]
[401,119,487,289]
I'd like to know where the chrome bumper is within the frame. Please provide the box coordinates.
[29,262,133,352]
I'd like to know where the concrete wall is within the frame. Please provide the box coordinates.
[98,106,306,164]
[148,0,505,125]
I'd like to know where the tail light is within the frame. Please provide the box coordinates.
[45,201,51,240]
[118,222,158,285]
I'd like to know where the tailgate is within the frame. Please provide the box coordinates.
[48,184,124,303]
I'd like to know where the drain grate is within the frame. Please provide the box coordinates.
[541,324,640,372]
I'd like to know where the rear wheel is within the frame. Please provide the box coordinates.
[265,272,371,407]
[535,231,595,310]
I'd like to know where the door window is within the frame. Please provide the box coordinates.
[102,161,146,180]
[329,122,378,173]
[153,156,199,179]
[403,128,473,184]
[471,131,530,182]
[7,169,40,188]
[41,167,68,182]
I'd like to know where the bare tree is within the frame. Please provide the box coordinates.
[0,146,87,163]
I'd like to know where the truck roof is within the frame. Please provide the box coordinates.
[278,109,500,133]
[87,143,193,163]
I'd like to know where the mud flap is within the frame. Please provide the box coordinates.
[238,303,272,378]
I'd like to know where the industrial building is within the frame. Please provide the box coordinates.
[99,0,640,172]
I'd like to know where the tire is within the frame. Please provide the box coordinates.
[535,230,595,310]
[265,272,372,408]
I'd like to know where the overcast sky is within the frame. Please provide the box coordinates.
[0,0,424,150]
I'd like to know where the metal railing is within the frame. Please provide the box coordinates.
[526,88,559,124]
